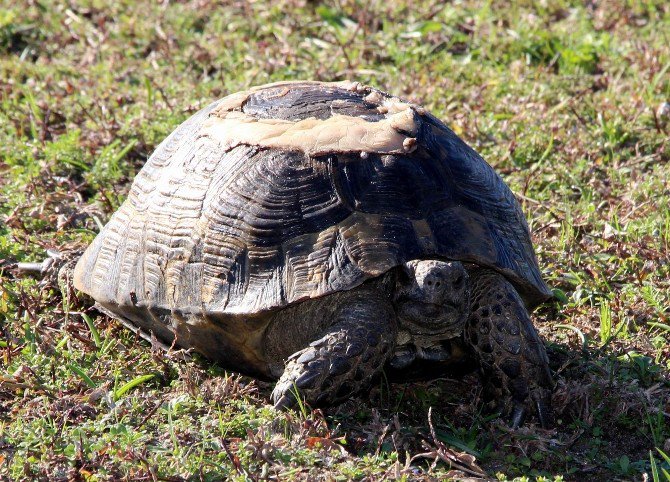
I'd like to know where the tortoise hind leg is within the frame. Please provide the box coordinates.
[271,289,396,410]
[465,269,553,428]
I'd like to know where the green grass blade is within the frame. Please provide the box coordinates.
[434,429,482,458]
[81,313,102,348]
[555,324,588,350]
[114,374,156,400]
[599,302,612,344]
[648,322,670,333]
[67,363,97,388]
[651,450,660,482]
[145,77,154,107]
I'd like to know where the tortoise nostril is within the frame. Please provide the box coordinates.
[426,280,433,286]
[454,275,464,287]
[434,281,441,288]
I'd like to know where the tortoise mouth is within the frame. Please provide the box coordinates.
[396,299,468,333]
[404,300,457,318]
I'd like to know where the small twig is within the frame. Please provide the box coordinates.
[375,422,392,457]
[133,449,159,482]
[136,396,165,430]
[221,439,247,477]
[421,2,448,21]
[568,104,598,141]
[410,407,488,478]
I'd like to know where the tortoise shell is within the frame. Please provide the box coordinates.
[74,81,551,324]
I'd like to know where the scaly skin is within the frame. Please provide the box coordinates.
[465,268,554,428]
[271,287,396,409]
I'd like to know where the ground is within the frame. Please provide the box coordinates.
[0,1,669,480]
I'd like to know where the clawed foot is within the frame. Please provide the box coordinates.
[271,331,385,410]
[16,249,83,299]
[270,344,338,410]
[16,249,63,277]
[467,269,554,429]
[271,291,395,411]
[506,388,553,429]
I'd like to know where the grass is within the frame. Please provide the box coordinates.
[0,0,669,480]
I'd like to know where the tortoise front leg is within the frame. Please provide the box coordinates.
[270,290,397,410]
[465,269,553,428]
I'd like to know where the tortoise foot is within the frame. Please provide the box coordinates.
[271,291,396,410]
[466,269,554,428]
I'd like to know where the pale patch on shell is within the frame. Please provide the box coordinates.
[403,137,417,152]
[205,80,421,156]
[363,91,383,104]
[381,97,415,115]
[202,103,418,156]
[363,88,422,117]
[351,81,367,93]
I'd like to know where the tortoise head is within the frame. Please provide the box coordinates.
[393,259,471,342]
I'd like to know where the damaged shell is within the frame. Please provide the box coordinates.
[74,80,550,336]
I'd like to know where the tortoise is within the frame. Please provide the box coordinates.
[73,80,554,427]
